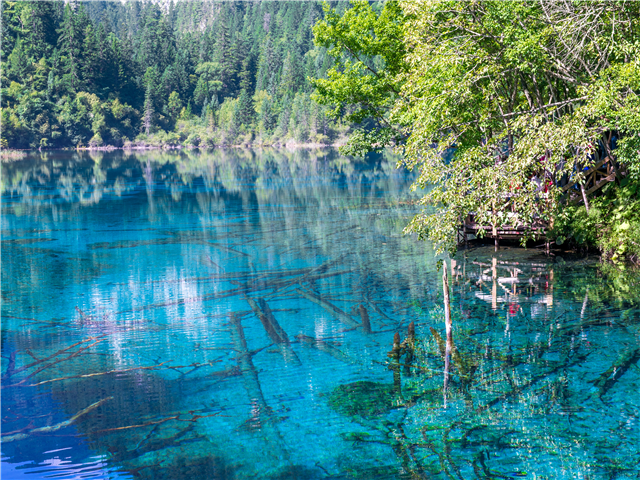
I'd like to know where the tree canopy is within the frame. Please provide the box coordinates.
[312,0,640,255]
[1,0,351,149]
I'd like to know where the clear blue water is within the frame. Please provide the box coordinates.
[1,148,639,480]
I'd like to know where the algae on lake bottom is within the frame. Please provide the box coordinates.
[328,381,398,418]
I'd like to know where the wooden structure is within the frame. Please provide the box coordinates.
[458,214,548,245]
[458,153,625,249]
[561,155,623,202]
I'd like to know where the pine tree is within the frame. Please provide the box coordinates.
[142,67,157,134]
[82,23,100,90]
[238,45,254,94]
[260,95,276,133]
[279,51,293,98]
[167,0,176,30]
[57,2,85,92]
[213,8,237,98]
[236,88,254,128]
[25,1,61,60]
[167,91,182,124]
[7,37,31,81]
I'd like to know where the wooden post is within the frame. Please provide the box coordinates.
[407,321,416,351]
[390,332,402,393]
[443,262,452,344]
[491,257,498,311]
[580,183,590,213]
[580,288,589,320]
[443,261,452,394]
[404,321,415,374]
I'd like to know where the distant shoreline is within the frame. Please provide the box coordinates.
[1,141,347,157]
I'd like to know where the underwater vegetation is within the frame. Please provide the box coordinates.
[328,381,398,418]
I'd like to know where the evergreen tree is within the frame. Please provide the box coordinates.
[7,36,31,81]
[82,22,100,90]
[167,91,182,124]
[143,84,154,135]
[26,1,61,59]
[279,50,304,97]
[57,2,85,92]
[236,88,254,128]
[260,94,276,134]
[213,8,237,98]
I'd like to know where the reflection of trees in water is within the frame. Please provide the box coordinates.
[1,148,432,478]
[1,147,411,217]
[2,148,423,327]
[343,253,640,479]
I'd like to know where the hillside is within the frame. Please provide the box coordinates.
[1,0,370,149]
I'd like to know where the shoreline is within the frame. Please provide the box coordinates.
[1,141,347,155]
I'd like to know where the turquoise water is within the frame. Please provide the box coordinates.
[1,148,639,479]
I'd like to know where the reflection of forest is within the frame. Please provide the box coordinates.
[401,252,640,479]
[1,147,410,206]
[1,148,427,322]
[2,148,437,479]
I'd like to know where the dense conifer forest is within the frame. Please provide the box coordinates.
[1,0,364,149]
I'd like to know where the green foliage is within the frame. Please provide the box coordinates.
[166,91,182,125]
[328,381,397,418]
[312,0,640,257]
[312,0,407,154]
[193,62,223,107]
[554,179,640,263]
[1,1,343,149]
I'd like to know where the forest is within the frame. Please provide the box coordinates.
[0,0,363,149]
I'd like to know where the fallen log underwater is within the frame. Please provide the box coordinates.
[295,288,360,328]
[115,268,353,316]
[245,296,301,366]
[2,336,109,388]
[591,347,640,397]
[359,304,372,334]
[1,397,113,443]
[228,314,291,463]
[294,334,358,365]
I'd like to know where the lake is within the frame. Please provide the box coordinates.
[1,148,639,479]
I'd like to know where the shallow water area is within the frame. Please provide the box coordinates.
[2,148,639,479]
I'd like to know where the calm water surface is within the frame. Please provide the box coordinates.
[1,149,639,479]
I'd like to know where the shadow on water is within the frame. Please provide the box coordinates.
[2,149,640,479]
[53,372,240,480]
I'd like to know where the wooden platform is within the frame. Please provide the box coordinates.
[457,215,547,247]
[457,152,625,248]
